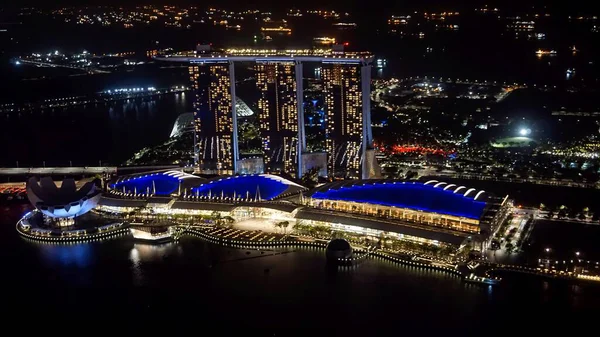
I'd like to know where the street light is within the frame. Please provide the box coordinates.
[542,247,552,268]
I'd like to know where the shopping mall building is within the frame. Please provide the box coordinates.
[98,170,511,250]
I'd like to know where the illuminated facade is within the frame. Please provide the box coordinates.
[255,62,299,175]
[307,180,488,227]
[323,63,374,179]
[302,179,511,248]
[96,171,511,249]
[26,177,102,219]
[167,48,375,178]
[189,63,238,174]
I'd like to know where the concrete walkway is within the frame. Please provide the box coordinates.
[232,218,289,234]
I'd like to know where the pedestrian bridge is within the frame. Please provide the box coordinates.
[0,167,117,175]
[0,165,181,176]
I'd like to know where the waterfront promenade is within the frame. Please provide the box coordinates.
[13,206,600,286]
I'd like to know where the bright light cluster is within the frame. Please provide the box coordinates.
[105,87,156,94]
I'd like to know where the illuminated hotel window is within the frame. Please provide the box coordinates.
[189,64,235,174]
[255,62,299,174]
[323,63,364,178]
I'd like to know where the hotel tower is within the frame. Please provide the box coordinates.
[174,47,378,179]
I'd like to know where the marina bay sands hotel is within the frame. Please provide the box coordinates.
[158,46,379,180]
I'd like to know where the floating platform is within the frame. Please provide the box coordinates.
[130,228,173,244]
[463,273,501,286]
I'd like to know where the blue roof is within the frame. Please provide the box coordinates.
[191,175,306,201]
[111,174,179,195]
[110,171,204,196]
[310,181,487,219]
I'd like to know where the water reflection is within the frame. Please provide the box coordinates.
[0,92,188,166]
[129,242,178,262]
[3,225,599,330]
[37,242,93,268]
[129,242,181,286]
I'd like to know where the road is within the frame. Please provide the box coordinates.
[418,170,599,189]
[535,210,599,226]
[486,208,533,264]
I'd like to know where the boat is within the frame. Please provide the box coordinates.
[463,273,501,285]
[535,49,557,56]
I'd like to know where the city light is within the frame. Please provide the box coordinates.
[103,87,159,94]
[535,49,557,57]
[7,5,600,316]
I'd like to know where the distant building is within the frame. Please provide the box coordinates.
[170,112,194,138]
[170,97,254,139]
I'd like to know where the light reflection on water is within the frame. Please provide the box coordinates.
[128,242,183,286]
[0,92,188,166]
[25,235,463,286]
[37,242,93,268]
[3,209,599,333]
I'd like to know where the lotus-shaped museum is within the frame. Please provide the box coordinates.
[26,177,102,218]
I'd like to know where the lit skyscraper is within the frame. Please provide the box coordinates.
[323,63,372,179]
[164,47,377,179]
[255,62,300,176]
[189,63,238,175]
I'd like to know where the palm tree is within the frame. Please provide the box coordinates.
[300,168,320,189]
[281,221,289,234]
[211,211,223,226]
[239,121,260,148]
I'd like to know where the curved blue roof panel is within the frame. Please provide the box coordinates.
[191,174,306,201]
[111,174,180,195]
[310,182,486,219]
[110,171,205,196]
